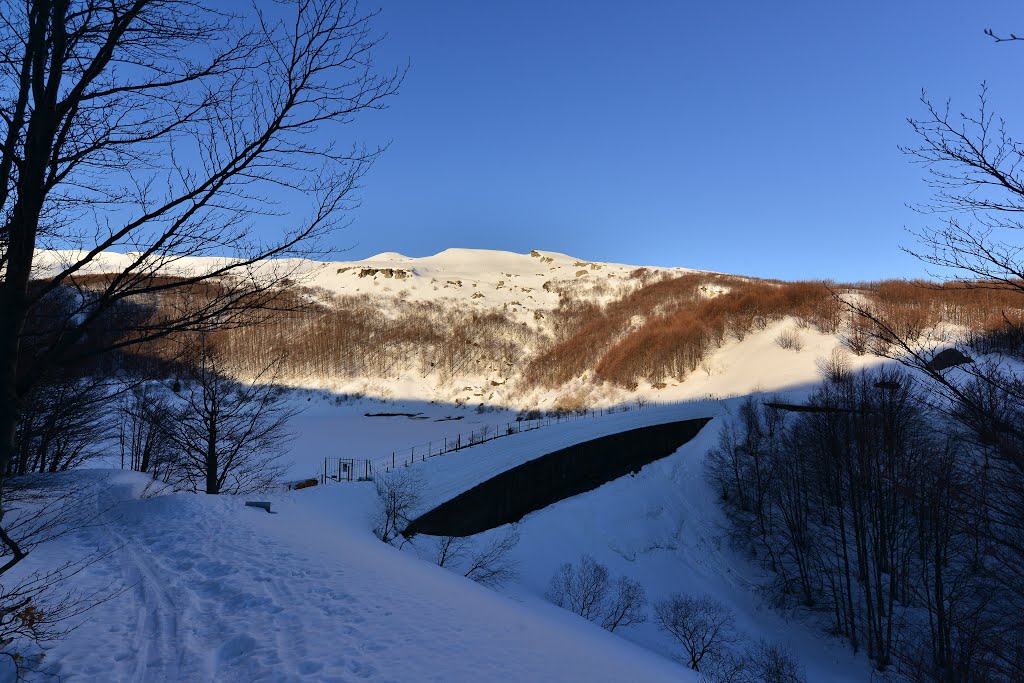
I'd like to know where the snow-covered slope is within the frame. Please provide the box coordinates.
[32,247,881,409]
[20,470,694,682]
[32,247,695,316]
[20,383,880,681]
[450,403,872,683]
[17,247,892,681]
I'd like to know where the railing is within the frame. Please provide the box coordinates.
[320,394,732,484]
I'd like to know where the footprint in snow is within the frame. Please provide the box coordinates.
[217,634,258,663]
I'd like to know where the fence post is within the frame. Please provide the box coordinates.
[392,452,395,468]
[322,458,326,485]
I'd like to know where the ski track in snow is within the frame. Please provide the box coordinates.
[32,471,690,682]
[89,491,380,682]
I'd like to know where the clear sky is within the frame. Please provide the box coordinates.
[282,2,1024,281]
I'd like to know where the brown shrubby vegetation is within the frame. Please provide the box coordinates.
[103,270,1024,400]
[856,280,1024,339]
[527,275,842,390]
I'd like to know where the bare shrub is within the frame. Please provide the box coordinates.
[744,639,806,683]
[775,328,803,352]
[654,593,737,671]
[697,641,805,683]
[602,575,648,632]
[433,535,471,568]
[462,529,520,588]
[552,393,587,413]
[841,314,871,355]
[815,348,852,384]
[372,469,424,545]
[546,555,647,632]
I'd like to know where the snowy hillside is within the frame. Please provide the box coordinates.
[12,388,876,682]
[15,247,903,682]
[32,246,868,408]
[31,247,697,320]
[21,470,692,682]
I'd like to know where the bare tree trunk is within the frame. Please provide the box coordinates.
[0,290,28,479]
[0,0,400,577]
[205,415,218,495]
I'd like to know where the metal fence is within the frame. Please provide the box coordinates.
[320,394,733,484]
[322,457,374,483]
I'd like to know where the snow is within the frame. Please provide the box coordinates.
[15,471,694,682]
[19,247,895,680]
[31,247,695,319]
[435,405,873,683]
[18,383,883,681]
[398,400,726,517]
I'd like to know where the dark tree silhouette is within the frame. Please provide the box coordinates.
[834,31,1024,676]
[160,336,294,495]
[0,0,401,571]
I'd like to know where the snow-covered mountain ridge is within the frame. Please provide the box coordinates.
[33,246,706,316]
[34,247,857,409]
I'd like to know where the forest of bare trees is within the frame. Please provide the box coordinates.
[708,365,1024,680]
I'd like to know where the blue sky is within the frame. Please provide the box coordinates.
[298,2,1023,280]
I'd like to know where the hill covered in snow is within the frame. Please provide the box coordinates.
[32,246,890,407]
[18,246,1019,682]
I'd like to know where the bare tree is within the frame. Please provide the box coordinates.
[14,372,113,475]
[654,593,737,672]
[830,29,1024,676]
[462,529,519,588]
[372,469,424,545]
[547,555,611,622]
[546,554,647,633]
[0,0,401,573]
[433,535,471,569]
[116,382,172,474]
[601,575,647,633]
[160,336,294,494]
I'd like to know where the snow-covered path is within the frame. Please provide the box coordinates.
[30,473,693,682]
